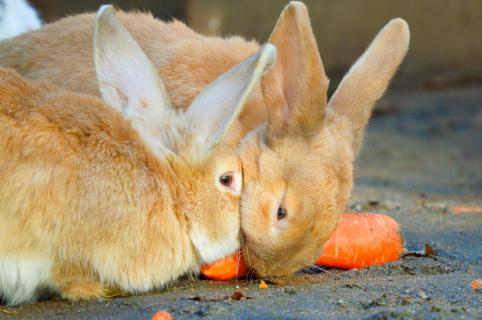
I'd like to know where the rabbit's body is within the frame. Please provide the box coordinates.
[0,5,276,305]
[0,2,410,281]
[0,68,197,304]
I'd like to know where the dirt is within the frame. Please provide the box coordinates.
[1,85,481,319]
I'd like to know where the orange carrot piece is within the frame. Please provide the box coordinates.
[151,310,174,320]
[200,213,404,280]
[315,213,404,269]
[470,279,482,290]
[200,251,248,281]
[259,280,269,289]
[452,206,482,215]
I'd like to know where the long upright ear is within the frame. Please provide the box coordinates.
[328,18,410,154]
[94,5,172,125]
[264,1,329,137]
[186,44,276,153]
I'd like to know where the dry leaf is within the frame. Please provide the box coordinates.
[0,308,18,315]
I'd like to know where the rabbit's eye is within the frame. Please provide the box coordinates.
[219,174,233,187]
[216,171,241,195]
[277,207,287,220]
[215,171,243,196]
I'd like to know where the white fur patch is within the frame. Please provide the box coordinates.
[0,0,41,41]
[0,257,52,305]
[190,231,239,264]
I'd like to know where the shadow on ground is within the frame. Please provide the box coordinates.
[1,86,481,319]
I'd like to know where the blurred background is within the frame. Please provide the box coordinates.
[28,0,482,90]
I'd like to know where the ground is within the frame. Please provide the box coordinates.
[1,86,481,319]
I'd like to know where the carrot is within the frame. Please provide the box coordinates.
[200,213,404,280]
[470,279,482,291]
[451,206,482,215]
[151,310,174,320]
[200,250,248,281]
[259,280,269,289]
[315,213,404,269]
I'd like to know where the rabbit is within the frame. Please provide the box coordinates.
[0,0,41,41]
[0,2,410,277]
[0,5,276,305]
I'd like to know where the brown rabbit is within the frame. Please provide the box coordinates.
[0,2,410,277]
[0,6,275,305]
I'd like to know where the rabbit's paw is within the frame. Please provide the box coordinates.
[60,282,123,301]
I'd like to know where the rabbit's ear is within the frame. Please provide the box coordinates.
[264,1,329,137]
[94,5,172,124]
[328,18,410,154]
[186,44,276,153]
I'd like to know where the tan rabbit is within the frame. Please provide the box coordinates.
[0,2,410,277]
[0,6,275,305]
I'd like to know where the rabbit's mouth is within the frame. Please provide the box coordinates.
[240,244,295,278]
[240,227,323,277]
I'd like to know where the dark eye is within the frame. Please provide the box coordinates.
[277,207,287,220]
[219,174,233,187]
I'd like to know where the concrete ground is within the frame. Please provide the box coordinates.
[1,85,481,319]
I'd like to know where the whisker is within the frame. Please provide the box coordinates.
[302,264,331,274]
[245,267,256,281]
[235,251,243,280]
[243,246,252,267]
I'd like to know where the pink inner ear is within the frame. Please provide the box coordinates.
[268,5,308,116]
[264,70,292,133]
[264,2,328,136]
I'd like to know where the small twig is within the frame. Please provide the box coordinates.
[0,307,18,315]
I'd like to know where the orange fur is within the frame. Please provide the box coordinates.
[0,68,197,302]
[0,67,243,303]
[0,11,263,140]
[0,8,275,303]
[0,2,410,279]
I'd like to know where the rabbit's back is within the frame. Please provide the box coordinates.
[0,11,265,139]
[0,12,197,97]
[0,68,149,166]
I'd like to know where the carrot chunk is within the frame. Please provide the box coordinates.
[200,213,404,280]
[314,213,404,269]
[470,279,482,290]
[259,280,269,289]
[452,206,482,215]
[200,251,248,281]
[151,310,174,320]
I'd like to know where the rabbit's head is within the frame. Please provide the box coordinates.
[239,2,410,276]
[94,6,276,264]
